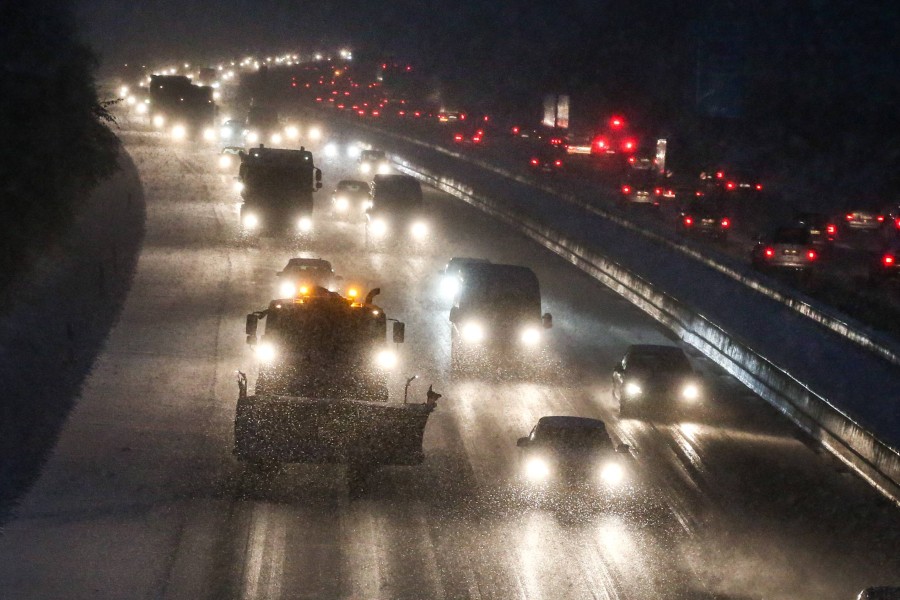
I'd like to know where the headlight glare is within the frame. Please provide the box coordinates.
[410,221,428,239]
[682,382,700,401]
[218,154,232,169]
[279,281,296,298]
[624,381,642,397]
[242,212,258,229]
[600,462,625,485]
[521,327,541,345]
[297,216,313,232]
[461,321,485,343]
[370,218,387,236]
[334,196,349,212]
[524,457,550,481]
[254,341,276,362]
[375,348,398,369]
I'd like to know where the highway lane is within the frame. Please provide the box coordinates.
[0,121,898,599]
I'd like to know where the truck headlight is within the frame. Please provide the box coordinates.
[242,212,258,229]
[246,131,259,144]
[220,126,233,139]
[285,125,300,140]
[152,114,165,128]
[324,143,338,157]
[440,275,460,299]
[377,162,391,174]
[136,103,148,115]
[203,128,216,142]
[370,218,387,236]
[521,327,541,345]
[126,95,136,106]
[524,457,550,481]
[347,145,361,159]
[624,381,642,397]
[254,341,276,362]
[334,196,349,212]
[360,163,371,174]
[410,221,428,239]
[308,126,322,140]
[600,462,624,486]
[171,124,187,141]
[461,321,485,343]
[218,154,232,169]
[375,348,398,369]
[279,281,296,298]
[682,382,700,401]
[297,216,313,232]
[270,132,282,145]
[233,181,245,193]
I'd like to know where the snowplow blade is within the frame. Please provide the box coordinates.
[234,394,435,465]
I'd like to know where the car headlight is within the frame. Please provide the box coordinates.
[218,154,232,169]
[377,162,391,174]
[285,125,299,140]
[370,218,387,236]
[524,456,550,481]
[126,95,136,106]
[324,143,338,157]
[270,133,283,145]
[203,128,216,142]
[624,381,642,397]
[334,196,349,212]
[242,212,258,229]
[521,327,541,345]
[119,85,129,97]
[254,341,276,362]
[347,145,361,159]
[360,163,371,174]
[152,114,166,128]
[233,181,245,193]
[410,221,428,239]
[279,281,296,298]
[362,199,373,210]
[246,131,259,144]
[375,348,398,369]
[220,126,233,139]
[308,126,322,140]
[440,275,460,299]
[600,462,624,486]
[171,124,187,140]
[136,103,148,115]
[461,321,485,343]
[682,382,700,401]
[297,216,313,232]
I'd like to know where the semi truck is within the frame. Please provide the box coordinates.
[235,286,439,495]
[148,74,216,140]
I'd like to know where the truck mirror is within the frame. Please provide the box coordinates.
[516,437,530,448]
[449,306,459,324]
[393,321,405,343]
[316,181,323,190]
[315,168,322,182]
[616,443,631,454]
[542,313,553,329]
[246,314,258,337]
[365,287,381,304]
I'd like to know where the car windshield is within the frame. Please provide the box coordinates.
[362,151,385,161]
[537,425,611,449]
[772,228,812,244]
[337,181,367,193]
[628,350,691,373]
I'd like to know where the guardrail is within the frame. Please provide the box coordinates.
[391,155,900,505]
[347,119,900,369]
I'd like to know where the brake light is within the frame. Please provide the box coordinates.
[358,110,365,116]
[594,138,607,149]
[554,159,562,167]
[473,136,482,143]
[512,126,520,134]
[720,218,731,228]
[764,247,775,258]
[846,213,854,221]
[530,158,539,166]
[622,185,632,194]
[460,113,466,120]
[623,139,636,151]
[755,183,763,191]
[414,111,421,117]
[826,224,836,235]
[877,215,885,222]
[683,216,693,226]
[725,181,736,190]
[654,188,662,196]
[807,249,818,261]
[715,171,724,179]
[695,191,703,197]
[398,110,406,116]
[610,116,624,128]
[884,254,896,266]
[895,218,900,229]
[454,134,463,142]
[628,156,635,164]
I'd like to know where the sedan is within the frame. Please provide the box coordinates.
[751,227,820,272]
[517,416,630,493]
[613,345,702,417]
[677,200,731,241]
[792,211,837,247]
[331,179,372,218]
[843,206,885,232]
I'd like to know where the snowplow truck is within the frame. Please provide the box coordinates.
[148,74,215,139]
[237,145,322,235]
[235,286,439,491]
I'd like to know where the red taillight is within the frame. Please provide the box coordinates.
[877,215,885,222]
[695,191,703,197]
[473,136,482,143]
[483,115,490,122]
[554,159,562,167]
[512,126,520,134]
[622,185,632,194]
[414,111,421,117]
[807,249,818,261]
[610,116,624,128]
[725,181,736,190]
[372,110,380,116]
[460,113,466,120]
[895,218,900,229]
[846,213,854,221]
[530,158,539,166]
[755,183,763,190]
[594,138,607,149]
[454,134,463,142]
[291,82,297,87]
[315,97,323,102]
[628,156,635,164]
[654,187,662,196]
[683,216,693,226]
[398,110,406,116]
[358,110,365,115]
[623,139,636,151]
[764,247,775,258]
[721,218,731,228]
[884,254,896,266]
[716,171,724,179]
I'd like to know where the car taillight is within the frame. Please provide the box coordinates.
[695,191,703,197]
[414,111,421,117]
[755,183,763,190]
[895,218,900,229]
[594,138,607,149]
[764,247,775,258]
[628,156,635,164]
[654,188,662,195]
[807,249,818,261]
[554,159,562,167]
[473,136,482,143]
[610,117,624,128]
[720,218,731,228]
[512,126,520,134]
[454,134,463,142]
[622,185,631,194]
[826,224,836,235]
[715,171,724,179]
[846,213,854,221]
[623,139,636,151]
[726,181,736,190]
[877,215,885,222]
[683,216,693,226]
[884,254,896,266]
[530,158,539,165]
